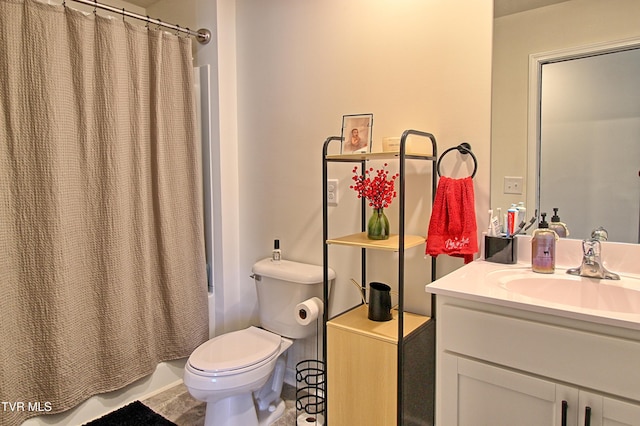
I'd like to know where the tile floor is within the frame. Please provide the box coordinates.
[142,382,299,426]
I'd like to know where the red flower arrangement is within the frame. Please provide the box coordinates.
[350,163,399,210]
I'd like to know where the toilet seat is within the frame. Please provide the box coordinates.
[188,326,281,377]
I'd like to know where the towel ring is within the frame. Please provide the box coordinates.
[436,142,478,178]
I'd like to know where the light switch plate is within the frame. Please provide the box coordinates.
[327,179,339,206]
[504,176,523,194]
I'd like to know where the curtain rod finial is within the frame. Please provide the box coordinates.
[196,28,211,45]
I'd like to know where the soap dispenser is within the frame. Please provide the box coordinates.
[531,213,557,274]
[549,208,570,238]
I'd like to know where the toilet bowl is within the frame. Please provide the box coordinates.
[184,326,293,426]
[184,258,335,426]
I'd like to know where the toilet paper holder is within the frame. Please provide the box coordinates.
[295,297,323,326]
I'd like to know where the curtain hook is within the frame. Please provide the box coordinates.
[93,0,97,15]
[157,18,162,31]
[122,8,125,23]
[175,24,180,37]
[145,15,150,30]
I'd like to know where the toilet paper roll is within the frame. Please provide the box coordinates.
[297,413,324,426]
[295,297,323,326]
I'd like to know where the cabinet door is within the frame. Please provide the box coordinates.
[327,324,397,425]
[579,391,640,426]
[442,354,578,426]
[602,397,640,426]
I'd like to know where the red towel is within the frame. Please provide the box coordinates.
[425,176,478,264]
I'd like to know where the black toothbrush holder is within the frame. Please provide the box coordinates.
[484,235,518,264]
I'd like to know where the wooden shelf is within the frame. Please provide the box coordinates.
[326,232,425,251]
[325,151,435,161]
[328,305,430,344]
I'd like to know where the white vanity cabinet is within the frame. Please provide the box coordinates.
[443,354,640,426]
[435,296,640,426]
[577,391,640,426]
[443,354,569,425]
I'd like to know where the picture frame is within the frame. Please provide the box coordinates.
[340,113,373,154]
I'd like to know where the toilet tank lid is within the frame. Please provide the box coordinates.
[252,258,335,284]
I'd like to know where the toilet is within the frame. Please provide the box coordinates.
[184,258,335,426]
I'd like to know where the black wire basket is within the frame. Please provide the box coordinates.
[295,359,325,417]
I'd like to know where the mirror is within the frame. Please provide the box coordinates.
[537,46,640,243]
[491,0,640,243]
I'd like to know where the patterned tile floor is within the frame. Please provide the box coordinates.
[142,382,298,426]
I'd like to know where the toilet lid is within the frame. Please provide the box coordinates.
[188,326,281,373]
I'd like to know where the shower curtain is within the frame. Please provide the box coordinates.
[0,1,209,424]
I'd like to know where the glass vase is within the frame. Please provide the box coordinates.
[367,208,390,240]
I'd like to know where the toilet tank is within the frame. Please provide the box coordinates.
[252,258,335,339]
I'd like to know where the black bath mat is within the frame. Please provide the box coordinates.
[83,400,177,426]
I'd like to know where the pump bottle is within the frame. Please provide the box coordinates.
[549,207,570,238]
[531,213,557,274]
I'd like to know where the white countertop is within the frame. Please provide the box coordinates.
[425,236,640,331]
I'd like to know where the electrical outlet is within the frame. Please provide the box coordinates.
[504,176,523,195]
[327,179,339,206]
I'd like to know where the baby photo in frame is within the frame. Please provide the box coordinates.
[341,113,373,154]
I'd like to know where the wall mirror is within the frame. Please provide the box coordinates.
[530,42,640,243]
[492,0,640,244]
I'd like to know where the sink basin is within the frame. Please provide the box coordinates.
[486,269,640,314]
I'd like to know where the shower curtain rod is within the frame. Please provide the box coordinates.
[66,0,211,44]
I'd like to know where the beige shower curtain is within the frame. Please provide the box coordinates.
[0,1,209,424]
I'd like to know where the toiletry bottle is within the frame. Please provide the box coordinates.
[516,202,526,230]
[272,239,281,263]
[507,204,517,236]
[531,213,557,274]
[487,209,495,237]
[549,207,570,238]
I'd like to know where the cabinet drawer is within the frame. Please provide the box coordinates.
[440,303,640,402]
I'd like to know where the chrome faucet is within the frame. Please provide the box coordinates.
[567,227,620,280]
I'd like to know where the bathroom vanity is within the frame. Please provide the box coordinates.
[426,236,640,426]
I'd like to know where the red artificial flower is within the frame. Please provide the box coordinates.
[349,163,399,210]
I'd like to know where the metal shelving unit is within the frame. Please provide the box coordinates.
[322,129,438,425]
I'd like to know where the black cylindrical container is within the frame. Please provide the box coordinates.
[368,282,392,322]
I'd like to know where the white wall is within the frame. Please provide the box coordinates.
[151,0,493,383]
[151,0,493,339]
[151,0,494,372]
[491,0,640,217]
[235,0,493,324]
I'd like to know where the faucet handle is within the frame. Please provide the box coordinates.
[591,227,609,241]
[582,239,600,257]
